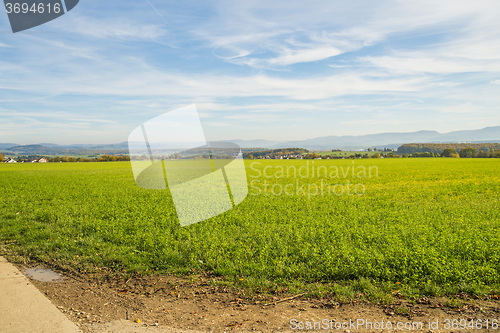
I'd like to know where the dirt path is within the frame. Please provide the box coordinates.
[15,262,500,333]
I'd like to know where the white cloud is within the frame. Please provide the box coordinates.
[1,0,500,143]
[268,46,342,66]
[359,54,500,75]
[58,15,167,41]
[193,0,500,69]
[1,59,428,100]
[1,110,118,126]
[439,103,480,114]
[205,121,230,127]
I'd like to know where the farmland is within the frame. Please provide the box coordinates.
[1,159,499,301]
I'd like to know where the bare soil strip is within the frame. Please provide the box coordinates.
[15,262,500,333]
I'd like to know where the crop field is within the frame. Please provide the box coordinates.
[1,159,499,301]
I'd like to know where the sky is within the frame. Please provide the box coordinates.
[1,0,500,144]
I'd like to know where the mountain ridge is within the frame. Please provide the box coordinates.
[1,126,499,153]
[272,126,500,150]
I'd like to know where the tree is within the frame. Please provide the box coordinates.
[459,147,477,158]
[476,150,488,158]
[442,148,459,158]
[0,153,3,161]
[367,148,372,152]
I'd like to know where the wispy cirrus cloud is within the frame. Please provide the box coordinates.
[194,0,500,69]
[1,0,500,144]
[359,53,500,75]
[61,15,167,41]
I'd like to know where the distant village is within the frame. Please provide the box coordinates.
[3,157,48,164]
[1,155,130,163]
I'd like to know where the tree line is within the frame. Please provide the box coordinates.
[402,148,500,158]
[48,155,130,162]
[1,154,130,163]
[243,148,309,159]
[397,143,500,155]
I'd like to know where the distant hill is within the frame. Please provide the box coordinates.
[273,126,500,150]
[37,143,62,148]
[74,142,129,150]
[2,144,128,156]
[1,126,499,153]
[46,142,130,150]
[436,127,500,142]
[274,130,439,150]
[0,143,18,150]
[7,145,59,155]
[220,139,280,148]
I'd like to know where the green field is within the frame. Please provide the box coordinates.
[1,159,499,302]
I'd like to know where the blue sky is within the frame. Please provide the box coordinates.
[1,0,500,144]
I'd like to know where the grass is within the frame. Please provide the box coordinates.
[0,158,499,302]
[394,306,410,316]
